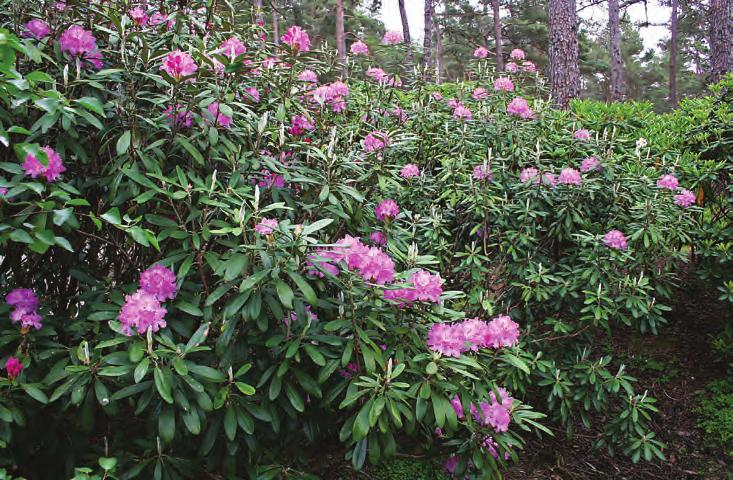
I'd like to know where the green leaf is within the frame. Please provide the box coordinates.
[98,457,118,471]
[224,406,237,441]
[154,367,174,404]
[275,280,294,309]
[101,208,122,225]
[116,130,131,155]
[76,96,105,116]
[176,300,203,317]
[301,218,333,236]
[501,352,531,374]
[22,384,48,404]
[158,405,175,443]
[286,271,317,306]
[235,382,256,396]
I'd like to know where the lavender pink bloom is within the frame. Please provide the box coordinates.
[509,48,525,60]
[506,97,534,119]
[474,46,489,58]
[164,104,193,128]
[364,131,388,152]
[520,167,540,183]
[472,164,492,181]
[207,102,232,129]
[382,30,403,45]
[255,218,278,235]
[350,40,369,55]
[493,76,514,92]
[22,146,65,182]
[59,25,103,68]
[129,7,148,26]
[674,189,696,207]
[161,50,198,80]
[288,114,315,136]
[218,36,246,60]
[6,288,38,311]
[297,69,318,82]
[505,62,519,73]
[281,26,310,52]
[149,12,168,26]
[427,314,519,357]
[522,61,537,73]
[370,231,387,246]
[410,270,443,302]
[375,199,399,221]
[453,104,473,120]
[603,229,628,250]
[245,87,260,103]
[118,290,167,336]
[573,129,591,140]
[558,167,582,185]
[472,87,489,100]
[5,357,22,379]
[139,265,177,301]
[580,156,601,172]
[400,164,420,178]
[23,19,50,40]
[657,174,679,190]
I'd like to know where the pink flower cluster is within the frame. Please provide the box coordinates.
[281,26,311,53]
[520,167,539,183]
[383,269,443,305]
[574,129,591,140]
[298,69,318,82]
[656,174,679,190]
[474,46,489,58]
[5,357,23,380]
[493,76,514,92]
[472,87,489,100]
[509,48,525,60]
[218,36,246,60]
[506,62,519,73]
[382,30,403,45]
[558,167,582,185]
[674,189,696,208]
[129,7,148,26]
[118,265,177,336]
[452,103,473,120]
[307,235,396,284]
[427,315,520,357]
[310,81,349,112]
[251,169,286,189]
[470,388,515,432]
[206,102,232,129]
[364,131,389,152]
[350,41,369,55]
[164,104,193,128]
[370,231,387,246]
[473,164,493,181]
[23,146,65,182]
[522,61,537,73]
[161,50,198,80]
[580,156,601,172]
[255,218,279,235]
[5,288,42,330]
[366,67,401,87]
[23,19,50,40]
[375,199,399,221]
[59,25,103,69]
[400,164,420,178]
[506,97,534,119]
[288,114,315,136]
[603,229,628,250]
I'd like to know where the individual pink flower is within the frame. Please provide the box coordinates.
[10,308,42,330]
[474,46,489,58]
[150,12,168,26]
[472,164,492,181]
[580,156,601,172]
[245,87,260,103]
[485,315,520,348]
[674,189,696,208]
[383,286,418,307]
[306,249,341,277]
[453,104,473,120]
[573,129,591,140]
[364,131,388,152]
[472,87,489,100]
[23,19,50,40]
[118,290,167,336]
[366,66,389,83]
[507,97,534,119]
[458,317,492,351]
[520,167,540,183]
[400,164,420,178]
[432,92,444,101]
[139,264,177,301]
[281,25,310,52]
[218,36,246,60]
[161,49,198,80]
[255,218,278,235]
[298,69,318,82]
[357,247,396,284]
[505,62,518,73]
[410,270,442,302]
[350,40,369,55]
[370,231,387,246]
[522,61,537,73]
[164,104,193,128]
[207,102,232,129]
[509,48,525,60]
[558,167,582,185]
[427,323,464,357]
[451,396,465,419]
[493,76,514,92]
[5,289,38,311]
[22,146,65,182]
[288,114,315,136]
[5,357,22,380]
[129,7,148,26]
[375,199,399,221]
[603,229,628,250]
[657,174,679,190]
[59,25,103,68]
[382,30,403,45]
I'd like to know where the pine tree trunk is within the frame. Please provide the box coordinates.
[492,0,504,71]
[435,20,443,83]
[398,0,414,65]
[669,0,678,107]
[423,0,434,80]
[709,0,733,83]
[548,0,580,108]
[336,0,346,70]
[608,0,624,100]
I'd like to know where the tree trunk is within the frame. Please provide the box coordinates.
[669,0,678,107]
[548,0,580,108]
[435,20,443,83]
[253,0,264,25]
[398,0,414,65]
[709,0,733,83]
[423,0,434,80]
[335,0,346,69]
[608,0,624,100]
[492,0,504,71]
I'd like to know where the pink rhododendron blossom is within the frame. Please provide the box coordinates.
[432,92,444,101]
[603,229,628,250]
[310,81,349,112]
[357,247,397,284]
[507,97,534,119]
[281,26,310,52]
[574,129,591,140]
[288,114,315,136]
[522,61,537,73]
[59,25,103,68]
[218,36,246,60]
[558,167,582,185]
[427,314,519,357]
[674,189,696,207]
[375,199,399,221]
[472,87,489,100]
[139,264,177,301]
[474,46,489,58]
[6,289,38,311]
[150,12,167,26]
[580,156,601,172]
[427,323,465,357]
[520,167,540,183]
[410,270,443,302]
[473,164,493,181]
[657,174,679,190]
[370,231,387,246]
[350,40,369,55]
[493,76,514,92]
[255,218,278,235]
[129,7,148,26]
[505,62,519,72]
[251,169,286,189]
[22,146,65,182]
[400,164,420,178]
[298,69,318,82]
[382,30,403,45]
[307,235,395,284]
[543,172,557,187]
[118,290,167,336]
[453,104,473,120]
[23,19,50,40]
[164,104,193,128]
[364,131,389,152]
[5,357,22,379]
[306,249,341,277]
[485,315,520,348]
[451,396,465,419]
[510,48,525,60]
[161,50,198,79]
[245,87,260,103]
[206,102,232,128]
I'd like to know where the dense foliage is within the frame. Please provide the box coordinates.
[0,2,730,479]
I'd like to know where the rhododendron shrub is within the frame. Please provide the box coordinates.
[0,2,725,478]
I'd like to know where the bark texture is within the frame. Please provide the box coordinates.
[492,0,504,71]
[335,0,346,69]
[435,20,443,83]
[709,0,733,83]
[669,0,678,107]
[608,0,625,100]
[398,0,414,64]
[548,0,580,108]
[423,0,434,80]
